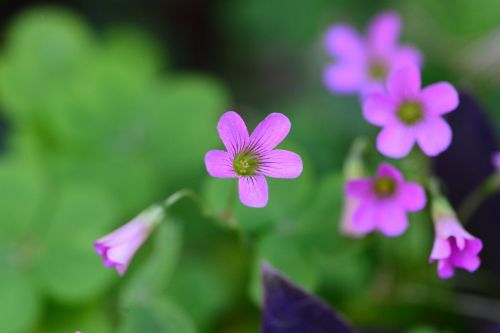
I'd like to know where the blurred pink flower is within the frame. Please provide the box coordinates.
[363,64,459,158]
[323,10,422,96]
[430,216,482,279]
[94,205,163,275]
[205,111,302,208]
[345,163,426,236]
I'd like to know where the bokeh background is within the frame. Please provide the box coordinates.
[0,0,499,332]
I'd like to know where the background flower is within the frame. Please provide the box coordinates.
[323,11,422,97]
[363,64,459,158]
[345,163,426,236]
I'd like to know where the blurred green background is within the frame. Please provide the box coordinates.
[0,1,499,332]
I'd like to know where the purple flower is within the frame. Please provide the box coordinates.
[205,111,303,208]
[323,10,422,96]
[345,163,426,237]
[363,64,459,158]
[493,151,500,170]
[430,216,482,279]
[94,205,164,275]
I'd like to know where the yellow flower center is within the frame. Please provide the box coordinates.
[233,152,260,176]
[397,102,423,125]
[373,177,396,197]
[369,60,388,80]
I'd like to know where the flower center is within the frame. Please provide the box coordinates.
[373,177,397,197]
[233,152,260,176]
[397,102,423,125]
[369,60,387,80]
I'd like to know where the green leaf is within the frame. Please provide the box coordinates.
[120,298,197,333]
[250,233,319,305]
[166,257,233,329]
[143,76,230,188]
[0,7,94,123]
[37,182,117,304]
[0,259,41,333]
[121,221,182,307]
[0,156,45,241]
[43,301,114,333]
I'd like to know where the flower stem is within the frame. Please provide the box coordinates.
[163,189,211,218]
[458,172,500,223]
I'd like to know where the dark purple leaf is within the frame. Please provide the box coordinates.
[434,91,500,274]
[261,262,355,333]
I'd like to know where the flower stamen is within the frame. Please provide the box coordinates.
[233,152,260,176]
[373,177,396,197]
[397,102,423,125]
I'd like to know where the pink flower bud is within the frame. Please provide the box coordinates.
[94,205,164,275]
[430,215,482,279]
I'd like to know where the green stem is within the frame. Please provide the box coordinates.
[162,189,211,218]
[457,173,500,223]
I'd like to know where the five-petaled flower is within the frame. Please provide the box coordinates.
[94,205,164,275]
[205,111,303,208]
[345,163,426,236]
[323,11,422,97]
[430,215,482,279]
[363,64,459,158]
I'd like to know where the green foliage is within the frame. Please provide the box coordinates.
[120,299,197,333]
[0,1,490,332]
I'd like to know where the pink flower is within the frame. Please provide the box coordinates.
[363,64,459,158]
[430,216,483,279]
[205,111,303,208]
[345,163,426,236]
[94,205,164,275]
[323,11,422,96]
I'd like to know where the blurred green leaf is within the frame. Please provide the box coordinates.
[0,260,41,333]
[166,257,233,329]
[43,302,114,333]
[250,233,319,305]
[121,221,182,306]
[0,7,94,124]
[144,76,230,188]
[37,182,117,304]
[120,298,197,333]
[0,155,45,241]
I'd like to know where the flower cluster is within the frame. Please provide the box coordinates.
[327,11,483,279]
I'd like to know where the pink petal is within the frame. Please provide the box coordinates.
[387,64,421,100]
[259,149,303,179]
[376,124,415,158]
[323,63,364,94]
[205,150,236,178]
[421,82,459,116]
[392,45,423,68]
[376,162,404,182]
[398,182,426,212]
[368,11,401,56]
[430,238,451,261]
[437,260,455,279]
[324,24,364,61]
[352,201,378,233]
[415,117,452,156]
[217,111,249,155]
[238,175,269,208]
[249,113,291,153]
[363,92,397,126]
[377,204,408,237]
[345,179,373,198]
